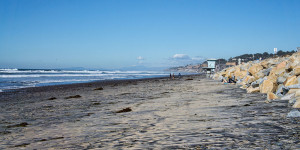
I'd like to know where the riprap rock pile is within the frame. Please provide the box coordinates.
[213,52,300,109]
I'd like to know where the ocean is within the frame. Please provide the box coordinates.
[0,68,169,92]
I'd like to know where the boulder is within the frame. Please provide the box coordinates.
[260,79,277,93]
[284,75,298,87]
[287,109,300,117]
[287,84,300,89]
[261,60,270,68]
[290,61,300,69]
[275,84,284,96]
[292,99,300,108]
[253,71,265,80]
[269,67,286,76]
[293,66,300,76]
[281,93,295,100]
[296,90,300,97]
[289,98,297,104]
[262,68,272,76]
[247,87,260,93]
[246,76,256,84]
[251,79,261,88]
[249,64,263,76]
[241,84,248,89]
[288,89,300,94]
[267,74,278,84]
[276,61,287,69]
[267,92,278,100]
[277,76,286,84]
[240,71,248,78]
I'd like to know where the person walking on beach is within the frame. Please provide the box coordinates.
[172,73,175,79]
[178,73,182,79]
[170,73,172,79]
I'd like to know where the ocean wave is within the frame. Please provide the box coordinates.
[0,68,18,71]
[0,69,163,75]
[0,73,167,78]
[0,69,169,91]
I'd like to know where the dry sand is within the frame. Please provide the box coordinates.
[0,75,299,149]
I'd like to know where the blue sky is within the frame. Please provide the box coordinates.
[0,0,299,69]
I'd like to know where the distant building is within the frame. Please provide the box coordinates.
[226,62,236,67]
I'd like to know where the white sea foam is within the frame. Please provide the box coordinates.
[0,69,162,74]
[38,79,100,84]
[0,69,169,91]
[0,68,18,71]
[0,73,167,78]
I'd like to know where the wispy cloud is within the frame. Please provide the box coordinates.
[169,54,205,66]
[137,56,145,64]
[172,54,190,60]
[137,56,144,60]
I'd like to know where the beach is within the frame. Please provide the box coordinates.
[0,74,299,149]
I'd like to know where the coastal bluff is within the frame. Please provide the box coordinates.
[212,51,300,110]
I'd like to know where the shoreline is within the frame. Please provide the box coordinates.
[0,74,202,102]
[0,74,299,149]
[0,73,200,95]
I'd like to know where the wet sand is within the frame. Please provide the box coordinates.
[0,75,299,149]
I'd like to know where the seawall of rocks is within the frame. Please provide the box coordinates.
[212,52,300,111]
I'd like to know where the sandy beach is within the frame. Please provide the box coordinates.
[0,75,299,149]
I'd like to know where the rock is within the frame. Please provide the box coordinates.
[287,109,300,117]
[289,98,297,104]
[296,90,300,97]
[290,61,300,69]
[48,97,57,100]
[262,68,271,76]
[282,86,290,95]
[292,99,300,108]
[239,71,248,79]
[65,95,82,99]
[240,84,248,89]
[269,67,286,76]
[242,75,251,83]
[246,76,256,84]
[94,87,104,90]
[249,64,263,76]
[283,72,292,78]
[267,74,278,84]
[7,122,29,128]
[276,84,284,96]
[288,89,300,94]
[261,60,269,68]
[277,76,286,84]
[253,71,265,80]
[276,61,287,69]
[260,79,277,93]
[293,66,300,76]
[287,84,300,89]
[284,76,298,86]
[247,87,260,93]
[116,107,132,113]
[280,93,295,100]
[250,80,260,88]
[267,92,278,100]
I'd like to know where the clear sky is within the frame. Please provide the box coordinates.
[0,0,299,69]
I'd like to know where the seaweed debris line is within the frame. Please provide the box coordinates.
[212,51,300,115]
